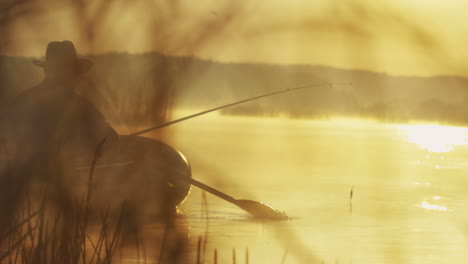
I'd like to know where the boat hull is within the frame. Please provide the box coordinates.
[70,135,192,219]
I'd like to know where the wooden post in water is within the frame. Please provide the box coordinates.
[232,248,236,264]
[245,247,249,264]
[214,248,218,264]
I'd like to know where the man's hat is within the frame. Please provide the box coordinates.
[32,41,92,74]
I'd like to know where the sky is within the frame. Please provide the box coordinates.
[2,0,468,77]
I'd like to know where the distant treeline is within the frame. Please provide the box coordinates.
[221,87,468,126]
[1,53,468,126]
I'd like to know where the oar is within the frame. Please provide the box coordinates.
[186,177,289,221]
[76,162,289,220]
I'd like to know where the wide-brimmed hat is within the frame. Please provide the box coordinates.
[32,41,92,74]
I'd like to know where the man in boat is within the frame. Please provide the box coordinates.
[0,41,119,230]
[0,41,189,235]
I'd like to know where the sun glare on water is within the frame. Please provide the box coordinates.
[399,124,468,153]
[417,201,448,211]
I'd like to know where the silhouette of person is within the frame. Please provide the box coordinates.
[0,41,118,231]
[4,41,117,163]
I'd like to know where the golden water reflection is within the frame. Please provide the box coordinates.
[417,201,448,211]
[399,124,468,153]
[165,117,468,263]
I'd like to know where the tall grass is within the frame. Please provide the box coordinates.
[1,167,283,264]
[0,190,126,264]
[1,189,297,264]
[1,139,129,264]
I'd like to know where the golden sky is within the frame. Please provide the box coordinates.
[2,0,468,77]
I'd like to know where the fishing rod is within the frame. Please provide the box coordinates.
[129,82,351,136]
[122,82,350,220]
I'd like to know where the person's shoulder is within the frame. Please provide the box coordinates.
[11,83,47,104]
[0,83,43,123]
[4,82,57,118]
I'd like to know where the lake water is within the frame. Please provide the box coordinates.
[130,114,468,263]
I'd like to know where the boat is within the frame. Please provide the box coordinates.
[70,135,192,220]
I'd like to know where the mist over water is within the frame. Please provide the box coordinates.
[2,1,468,263]
[159,114,468,264]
